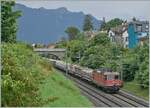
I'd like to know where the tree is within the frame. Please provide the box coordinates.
[89,33,110,46]
[135,43,149,88]
[99,17,106,31]
[79,33,111,69]
[65,26,80,40]
[101,18,123,30]
[2,43,44,106]
[1,1,21,43]
[100,21,106,31]
[122,60,138,81]
[80,46,107,69]
[67,40,86,63]
[83,14,93,31]
[132,17,137,21]
[60,36,67,42]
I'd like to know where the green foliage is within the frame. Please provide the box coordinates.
[67,40,87,63]
[122,43,149,88]
[79,33,123,70]
[1,1,21,43]
[80,45,106,69]
[89,33,110,46]
[121,49,138,81]
[1,43,51,106]
[135,43,149,88]
[101,18,123,30]
[83,14,93,31]
[136,61,149,88]
[122,62,138,81]
[65,26,80,40]
[55,32,85,49]
[75,32,86,40]
[62,32,122,71]
[55,41,68,48]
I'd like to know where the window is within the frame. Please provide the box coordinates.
[125,37,128,41]
[104,75,107,80]
[107,75,114,80]
[110,33,113,36]
[146,25,149,29]
[115,75,119,79]
[136,25,142,32]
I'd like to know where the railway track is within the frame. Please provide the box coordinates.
[118,90,149,107]
[56,68,149,107]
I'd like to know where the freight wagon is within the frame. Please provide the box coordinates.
[50,59,123,92]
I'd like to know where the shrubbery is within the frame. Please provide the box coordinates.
[1,43,52,106]
[135,43,149,88]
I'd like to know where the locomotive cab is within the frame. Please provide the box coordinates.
[92,69,123,92]
[103,72,123,91]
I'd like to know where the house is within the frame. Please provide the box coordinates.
[122,30,129,48]
[108,22,128,48]
[108,20,149,48]
[127,20,149,48]
[32,43,36,48]
[83,31,103,40]
[47,43,55,48]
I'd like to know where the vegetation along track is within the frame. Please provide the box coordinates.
[56,68,149,107]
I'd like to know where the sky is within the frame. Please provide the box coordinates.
[16,0,150,21]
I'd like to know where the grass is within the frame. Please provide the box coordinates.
[122,80,149,101]
[39,69,92,107]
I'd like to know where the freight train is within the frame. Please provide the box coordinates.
[50,59,123,92]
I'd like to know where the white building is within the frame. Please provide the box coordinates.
[108,30,115,42]
[108,22,128,48]
[122,30,128,48]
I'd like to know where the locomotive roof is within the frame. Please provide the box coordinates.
[82,68,93,73]
[103,72,119,75]
[95,68,113,72]
[95,69,119,75]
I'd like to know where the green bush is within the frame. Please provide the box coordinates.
[1,43,50,106]
[122,62,138,81]
[135,43,149,88]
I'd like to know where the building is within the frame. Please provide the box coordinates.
[122,30,129,48]
[47,43,55,48]
[108,22,128,48]
[127,20,149,48]
[83,31,104,40]
[108,20,149,48]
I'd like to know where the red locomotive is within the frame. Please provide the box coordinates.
[51,59,123,92]
[92,69,123,92]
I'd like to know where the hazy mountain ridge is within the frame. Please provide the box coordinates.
[15,4,102,44]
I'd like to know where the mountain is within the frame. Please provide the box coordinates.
[14,4,102,44]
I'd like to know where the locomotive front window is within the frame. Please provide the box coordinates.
[115,75,119,79]
[104,75,107,80]
[107,75,114,80]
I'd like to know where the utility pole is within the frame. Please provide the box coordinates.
[78,51,81,63]
[121,53,123,81]
[117,55,123,80]
[65,45,68,76]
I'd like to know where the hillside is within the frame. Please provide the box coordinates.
[39,69,92,107]
[1,43,92,107]
[14,4,102,44]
